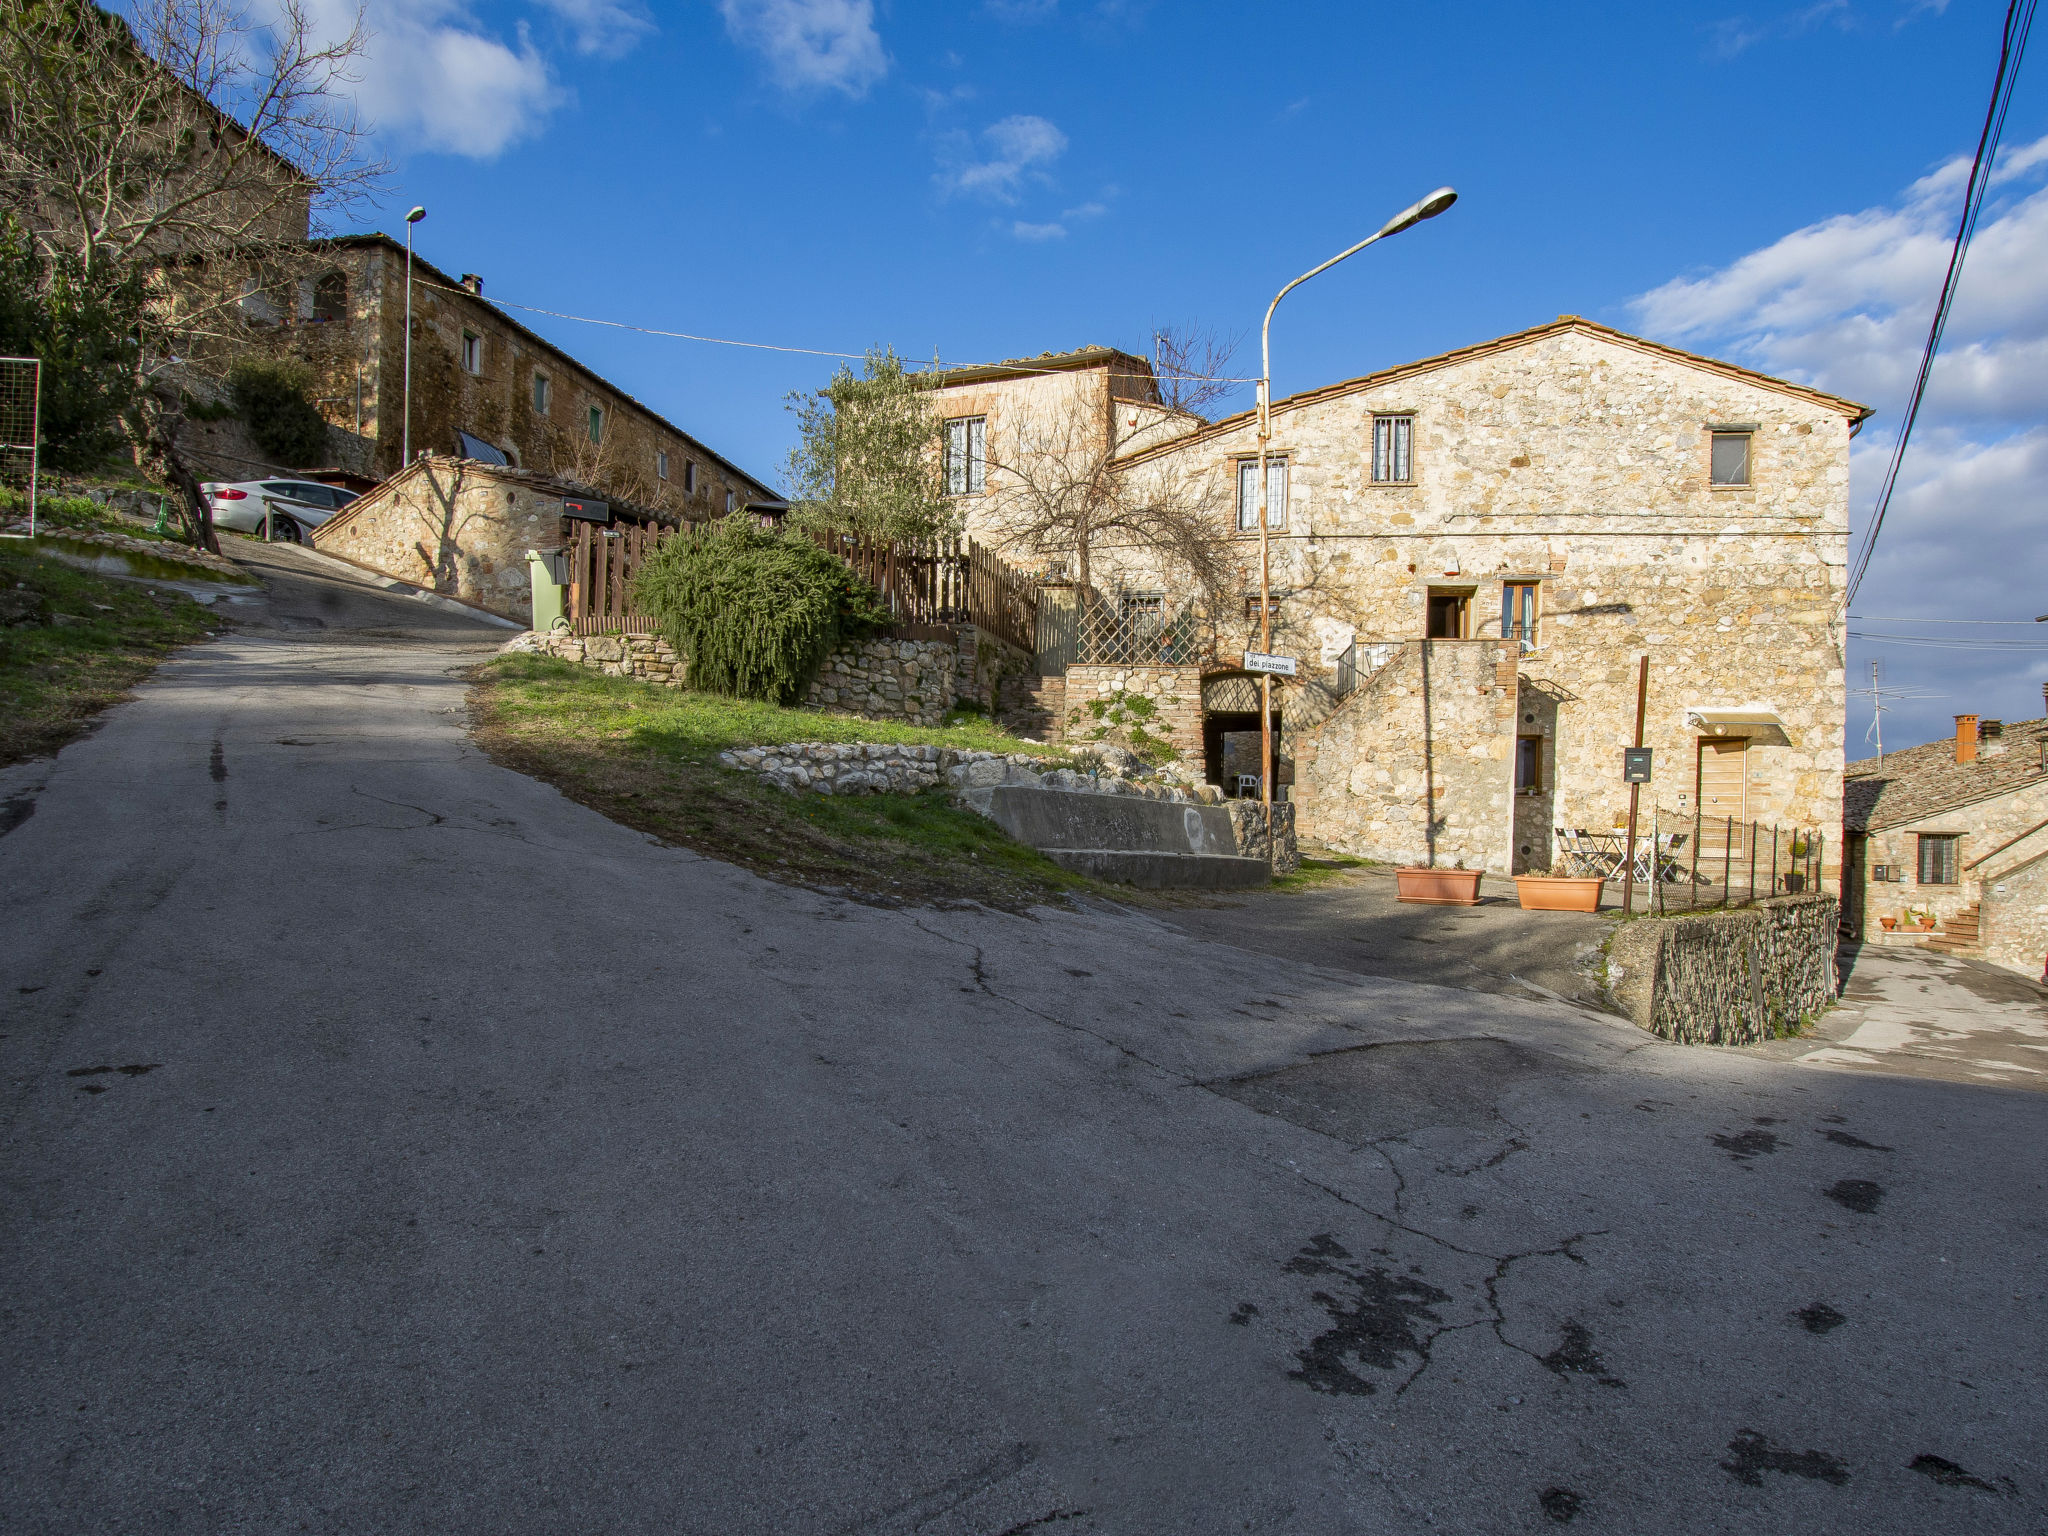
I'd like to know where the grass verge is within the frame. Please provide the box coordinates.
[1268,851,1376,894]
[0,544,215,767]
[469,654,1092,909]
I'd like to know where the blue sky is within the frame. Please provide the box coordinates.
[307,0,2044,750]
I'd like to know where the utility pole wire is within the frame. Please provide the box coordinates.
[1845,0,2038,605]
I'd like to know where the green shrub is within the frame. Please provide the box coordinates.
[226,357,329,467]
[631,520,892,704]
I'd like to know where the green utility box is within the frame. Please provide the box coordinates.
[526,549,567,633]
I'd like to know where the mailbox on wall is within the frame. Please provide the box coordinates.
[1623,747,1653,783]
[562,497,611,524]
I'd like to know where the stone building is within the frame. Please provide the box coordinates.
[180,236,775,522]
[938,318,1868,881]
[1843,700,2048,976]
[312,455,663,622]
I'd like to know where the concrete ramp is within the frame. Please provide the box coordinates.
[974,785,1273,889]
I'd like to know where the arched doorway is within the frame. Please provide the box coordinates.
[1202,671,1287,798]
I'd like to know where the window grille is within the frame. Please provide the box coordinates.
[1236,458,1286,531]
[1372,415,1413,483]
[1916,834,1958,885]
[946,416,986,495]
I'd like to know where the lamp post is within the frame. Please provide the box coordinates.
[1253,186,1458,807]
[401,205,426,467]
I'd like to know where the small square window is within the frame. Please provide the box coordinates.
[1916,833,1958,885]
[461,332,482,375]
[656,450,669,481]
[1710,431,1752,486]
[532,373,550,415]
[1372,415,1413,483]
[946,416,986,495]
[1236,457,1287,531]
[587,406,604,445]
[1426,589,1469,639]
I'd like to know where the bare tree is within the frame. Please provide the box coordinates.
[1149,322,1247,421]
[982,396,1236,613]
[0,0,386,549]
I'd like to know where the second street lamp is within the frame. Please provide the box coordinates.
[1252,186,1457,808]
[402,205,426,467]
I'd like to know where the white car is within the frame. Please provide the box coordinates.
[201,478,361,542]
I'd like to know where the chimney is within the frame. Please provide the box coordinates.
[459,273,483,295]
[1955,713,1979,765]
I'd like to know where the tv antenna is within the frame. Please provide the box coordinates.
[1848,658,1937,767]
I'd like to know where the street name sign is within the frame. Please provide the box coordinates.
[1243,652,1297,676]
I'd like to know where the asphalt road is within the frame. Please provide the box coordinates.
[2,552,2044,1534]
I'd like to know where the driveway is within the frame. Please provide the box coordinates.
[2,551,2043,1534]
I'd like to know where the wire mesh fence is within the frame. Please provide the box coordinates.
[1556,809,1826,912]
[0,356,40,536]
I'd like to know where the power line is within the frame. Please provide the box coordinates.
[1848,615,2047,624]
[410,277,1257,386]
[1845,0,2038,604]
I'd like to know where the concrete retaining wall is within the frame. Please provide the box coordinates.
[1605,894,1839,1046]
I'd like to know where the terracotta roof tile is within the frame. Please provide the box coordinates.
[1843,718,2048,830]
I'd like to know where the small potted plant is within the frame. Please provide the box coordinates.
[1878,915,1898,932]
[1396,860,1484,906]
[1916,911,1939,932]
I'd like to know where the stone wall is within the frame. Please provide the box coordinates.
[1292,639,1520,872]
[1605,894,1839,1046]
[1859,774,2048,932]
[1982,852,2048,979]
[1061,664,1204,763]
[953,623,1038,714]
[505,627,960,727]
[805,637,957,727]
[1225,799,1301,876]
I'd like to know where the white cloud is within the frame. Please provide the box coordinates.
[718,0,888,96]
[534,0,654,57]
[935,114,1067,203]
[1631,132,2048,744]
[1012,220,1065,240]
[292,0,564,158]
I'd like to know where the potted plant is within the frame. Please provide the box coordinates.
[1878,915,1898,932]
[1396,862,1484,905]
[1916,912,1939,932]
[1512,872,1607,912]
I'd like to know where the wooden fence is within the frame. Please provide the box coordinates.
[561,518,1038,654]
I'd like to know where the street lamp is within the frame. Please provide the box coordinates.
[402,205,426,467]
[1253,186,1457,807]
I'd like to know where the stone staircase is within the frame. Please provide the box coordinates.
[1928,902,1983,956]
[995,673,1065,742]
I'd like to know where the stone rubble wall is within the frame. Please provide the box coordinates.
[1604,893,1839,1046]
[804,637,957,727]
[504,628,959,727]
[1224,799,1301,876]
[953,623,1038,714]
[1293,639,1519,873]
[1,519,251,582]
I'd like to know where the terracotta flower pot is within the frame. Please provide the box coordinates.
[1916,918,1938,931]
[1513,874,1606,912]
[1396,866,1483,906]
[1879,917,1897,932]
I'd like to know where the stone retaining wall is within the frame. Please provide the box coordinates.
[504,628,958,726]
[1061,664,1204,762]
[1604,894,1839,1046]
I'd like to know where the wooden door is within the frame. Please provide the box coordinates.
[1698,738,1748,823]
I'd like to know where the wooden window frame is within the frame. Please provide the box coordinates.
[1916,833,1960,886]
[460,331,482,376]
[532,373,550,416]
[587,405,604,445]
[1425,586,1472,639]
[1515,734,1544,795]
[1502,580,1540,653]
[1371,413,1415,485]
[946,415,987,496]
[656,449,669,482]
[1235,456,1288,533]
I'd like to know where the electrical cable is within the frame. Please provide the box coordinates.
[1844,0,2038,605]
[409,276,1258,387]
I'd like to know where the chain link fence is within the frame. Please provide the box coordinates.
[0,356,39,536]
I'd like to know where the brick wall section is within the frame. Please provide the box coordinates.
[1605,894,1840,1046]
[1293,640,1520,872]
[1061,664,1204,763]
